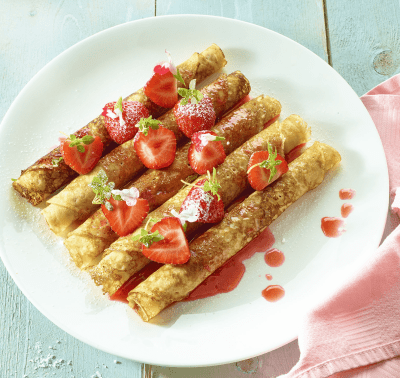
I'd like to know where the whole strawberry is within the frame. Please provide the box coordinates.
[173,79,216,138]
[180,169,224,223]
[102,97,149,144]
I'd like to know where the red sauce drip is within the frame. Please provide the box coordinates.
[262,285,285,302]
[285,143,306,164]
[339,188,356,200]
[266,274,273,281]
[264,248,285,267]
[264,114,280,128]
[341,203,354,218]
[321,217,346,238]
[185,227,275,301]
[110,261,163,303]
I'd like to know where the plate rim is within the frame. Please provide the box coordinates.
[0,14,389,367]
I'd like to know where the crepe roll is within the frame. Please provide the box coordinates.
[13,44,227,206]
[64,95,281,270]
[89,115,311,295]
[42,71,250,235]
[128,141,341,321]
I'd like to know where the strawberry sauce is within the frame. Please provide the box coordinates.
[321,217,346,238]
[339,188,356,200]
[262,285,285,302]
[264,248,285,267]
[185,227,275,301]
[341,203,354,218]
[266,274,273,281]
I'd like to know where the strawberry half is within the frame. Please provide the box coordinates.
[180,178,224,223]
[134,124,176,169]
[188,130,226,174]
[102,99,149,144]
[247,147,288,191]
[144,64,178,108]
[141,217,190,264]
[60,135,103,175]
[101,197,149,237]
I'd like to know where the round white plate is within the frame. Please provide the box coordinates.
[0,15,388,367]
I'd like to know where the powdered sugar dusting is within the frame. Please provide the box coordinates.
[175,95,216,127]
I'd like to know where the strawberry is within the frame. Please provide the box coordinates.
[188,130,226,174]
[181,173,224,223]
[102,97,149,144]
[60,134,103,175]
[101,196,149,237]
[134,117,176,169]
[143,51,184,108]
[140,217,191,264]
[247,144,288,191]
[174,80,216,138]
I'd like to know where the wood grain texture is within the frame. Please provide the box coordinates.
[156,0,329,62]
[326,0,400,95]
[0,1,152,377]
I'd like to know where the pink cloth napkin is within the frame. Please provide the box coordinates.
[280,74,400,378]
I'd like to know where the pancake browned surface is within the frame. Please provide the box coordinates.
[13,44,227,206]
[128,141,341,322]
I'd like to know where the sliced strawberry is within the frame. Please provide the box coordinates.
[134,125,176,169]
[142,217,190,264]
[144,68,178,109]
[174,95,216,138]
[247,149,288,191]
[188,131,226,174]
[180,178,224,223]
[102,99,149,144]
[61,135,103,175]
[101,197,149,237]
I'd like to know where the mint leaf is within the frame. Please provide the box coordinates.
[11,178,17,182]
[203,167,221,200]
[214,136,225,142]
[132,229,164,248]
[68,134,94,153]
[114,97,123,113]
[177,79,203,105]
[52,157,64,167]
[136,116,161,136]
[89,169,116,208]
[173,68,185,85]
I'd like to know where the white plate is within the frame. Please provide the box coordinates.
[0,15,389,367]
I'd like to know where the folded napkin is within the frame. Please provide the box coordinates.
[280,74,400,378]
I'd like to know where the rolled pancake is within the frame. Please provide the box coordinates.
[89,115,311,295]
[65,95,282,269]
[42,71,250,235]
[128,141,341,321]
[13,44,227,206]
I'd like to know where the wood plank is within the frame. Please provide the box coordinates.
[0,1,153,376]
[156,0,329,62]
[326,0,400,95]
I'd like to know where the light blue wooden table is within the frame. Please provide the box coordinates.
[1,1,399,377]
